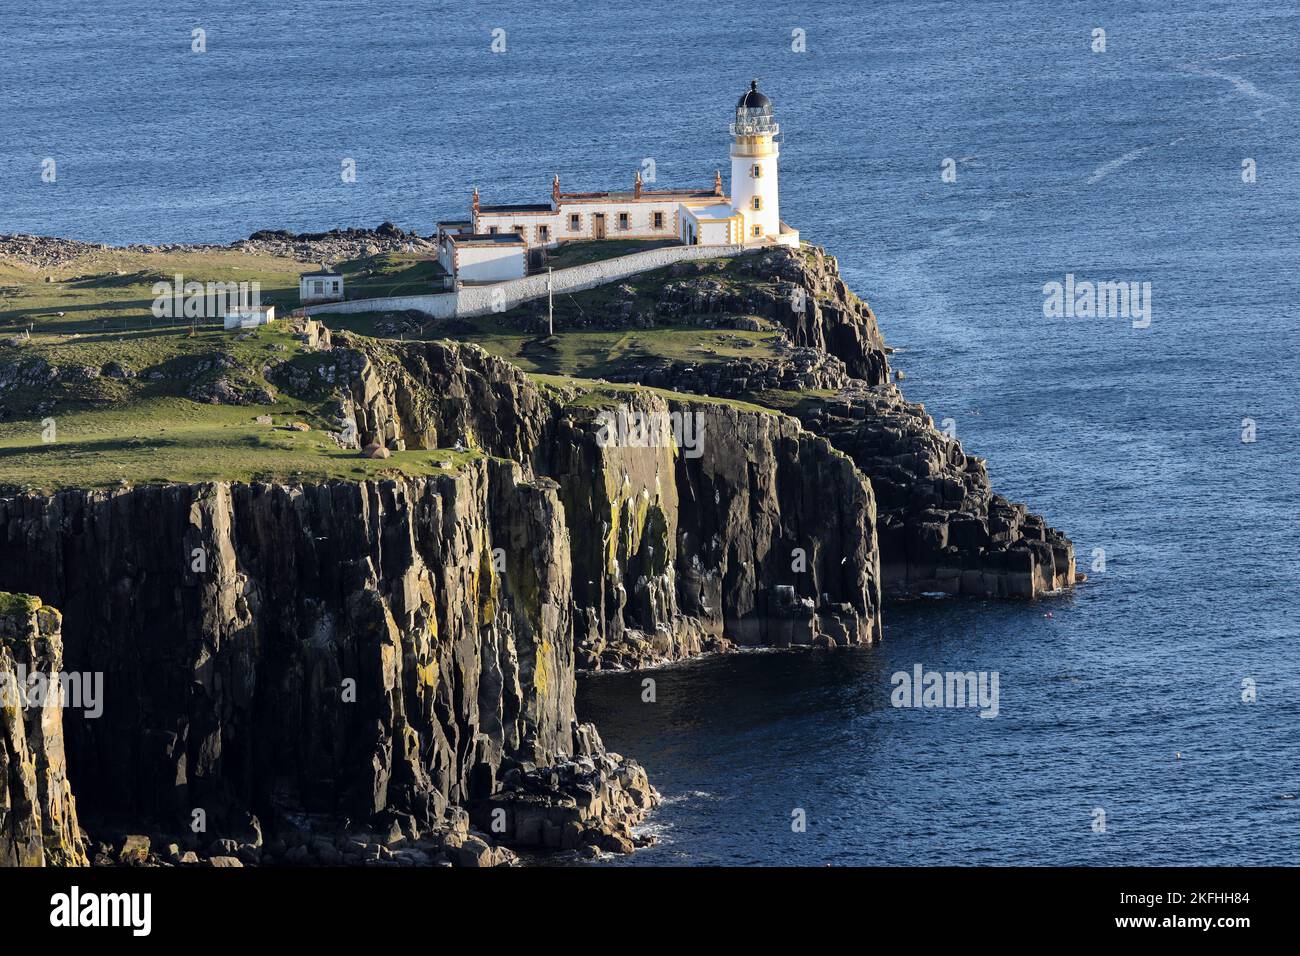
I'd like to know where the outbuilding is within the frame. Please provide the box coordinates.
[437,229,527,285]
[224,304,276,330]
[299,268,344,303]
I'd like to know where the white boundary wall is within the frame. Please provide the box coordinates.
[305,242,759,320]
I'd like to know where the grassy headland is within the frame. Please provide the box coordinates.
[0,240,784,492]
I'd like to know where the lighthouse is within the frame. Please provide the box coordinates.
[448,77,798,276]
[730,79,781,243]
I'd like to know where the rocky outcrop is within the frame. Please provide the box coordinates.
[656,246,891,385]
[0,230,1077,869]
[603,342,852,395]
[0,462,651,861]
[538,244,1075,600]
[471,725,656,855]
[306,340,884,668]
[0,594,87,866]
[273,336,550,463]
[0,223,434,271]
[0,333,890,863]
[589,362,1074,599]
[794,382,1075,597]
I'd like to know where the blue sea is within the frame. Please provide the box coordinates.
[3,0,1297,865]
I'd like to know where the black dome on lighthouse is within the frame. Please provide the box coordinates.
[737,79,771,110]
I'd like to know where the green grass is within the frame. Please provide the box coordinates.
[0,241,796,491]
[316,310,785,379]
[336,252,447,300]
[0,396,479,492]
[0,249,308,337]
[741,387,839,415]
[0,247,451,338]
[0,323,303,412]
[453,323,784,377]
[0,298,477,491]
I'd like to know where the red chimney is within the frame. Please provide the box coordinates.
[714,170,723,196]
[634,170,643,199]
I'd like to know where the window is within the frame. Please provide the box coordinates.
[311,281,322,295]
[652,211,664,229]
[751,196,762,211]
[569,213,580,230]
[513,225,525,235]
[618,212,630,230]
[488,226,499,235]
[538,225,549,242]
[751,163,762,178]
[752,225,762,237]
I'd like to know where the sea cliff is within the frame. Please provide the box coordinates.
[0,235,1074,865]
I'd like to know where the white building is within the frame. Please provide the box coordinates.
[728,80,786,242]
[224,304,275,330]
[436,228,527,284]
[441,80,798,286]
[299,268,344,303]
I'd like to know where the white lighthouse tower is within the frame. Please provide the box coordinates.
[730,79,782,244]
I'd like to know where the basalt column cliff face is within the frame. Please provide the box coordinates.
[316,338,884,668]
[0,340,888,862]
[546,393,880,670]
[0,464,654,862]
[0,595,86,866]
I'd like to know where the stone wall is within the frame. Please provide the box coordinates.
[306,242,758,321]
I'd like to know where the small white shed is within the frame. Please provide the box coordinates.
[224,304,276,330]
[300,269,344,303]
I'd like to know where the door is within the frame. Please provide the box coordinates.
[593,213,606,239]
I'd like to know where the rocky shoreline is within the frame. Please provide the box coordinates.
[0,223,435,271]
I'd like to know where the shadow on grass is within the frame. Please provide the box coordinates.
[0,291,302,335]
[0,435,184,458]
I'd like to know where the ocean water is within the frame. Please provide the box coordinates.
[3,0,1298,864]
